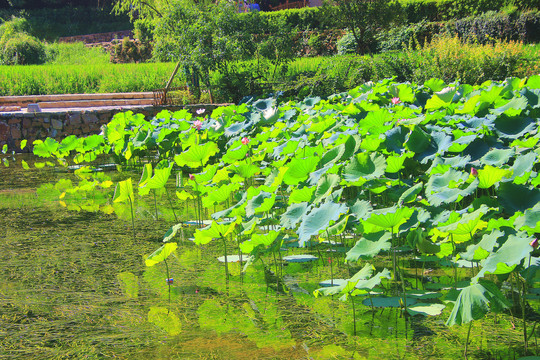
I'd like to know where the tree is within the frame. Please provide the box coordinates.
[321,0,404,55]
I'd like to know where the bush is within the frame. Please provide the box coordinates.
[1,32,45,64]
[336,32,356,55]
[408,36,529,84]
[111,36,152,63]
[249,7,327,31]
[377,20,441,51]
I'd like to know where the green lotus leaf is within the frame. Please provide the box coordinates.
[425,169,470,206]
[320,215,350,238]
[425,87,456,110]
[288,186,315,204]
[283,156,320,185]
[193,221,236,245]
[490,96,528,117]
[343,152,386,183]
[361,295,417,308]
[416,234,441,255]
[424,78,446,92]
[398,183,423,206]
[346,231,391,261]
[281,202,310,229]
[33,138,59,158]
[480,148,514,167]
[202,183,242,208]
[365,206,414,233]
[386,153,413,173]
[146,164,172,190]
[497,183,540,214]
[407,303,446,317]
[246,191,276,217]
[405,126,431,153]
[508,152,536,182]
[113,178,134,203]
[446,280,510,326]
[350,199,372,220]
[477,165,512,189]
[145,242,178,266]
[460,230,503,261]
[313,174,340,204]
[473,232,534,281]
[314,264,374,297]
[174,142,219,168]
[320,144,345,168]
[308,115,338,133]
[231,162,261,179]
[193,164,218,184]
[297,201,348,247]
[239,230,281,253]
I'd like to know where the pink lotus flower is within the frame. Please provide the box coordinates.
[241,137,249,145]
[391,97,401,105]
[196,108,205,115]
[470,167,478,177]
[530,239,539,249]
[189,174,195,181]
[193,120,203,131]
[195,289,199,294]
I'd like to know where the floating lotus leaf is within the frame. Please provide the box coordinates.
[314,264,375,297]
[297,201,348,247]
[146,242,178,266]
[446,280,510,326]
[283,254,318,263]
[346,231,391,261]
[362,296,418,308]
[407,303,445,317]
[473,232,534,280]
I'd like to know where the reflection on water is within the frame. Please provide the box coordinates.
[0,158,529,359]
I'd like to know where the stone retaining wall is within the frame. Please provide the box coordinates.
[58,30,133,44]
[0,105,221,153]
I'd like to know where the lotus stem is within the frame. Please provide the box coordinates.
[153,189,158,220]
[128,195,135,242]
[165,187,178,223]
[221,235,229,284]
[164,258,171,314]
[350,293,357,336]
[464,320,473,359]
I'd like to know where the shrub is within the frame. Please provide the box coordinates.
[1,32,45,65]
[112,37,152,63]
[253,7,326,31]
[409,35,528,84]
[336,32,357,55]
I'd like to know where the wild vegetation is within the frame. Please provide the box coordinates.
[1,76,537,358]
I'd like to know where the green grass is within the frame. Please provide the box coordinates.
[0,62,179,96]
[44,42,110,66]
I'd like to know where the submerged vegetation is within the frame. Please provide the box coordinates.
[1,76,539,358]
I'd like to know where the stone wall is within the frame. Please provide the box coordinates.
[0,104,222,153]
[58,30,133,44]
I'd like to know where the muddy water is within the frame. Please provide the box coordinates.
[0,155,528,359]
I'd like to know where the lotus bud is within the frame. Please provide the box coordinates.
[189,174,195,181]
[530,238,539,249]
[470,167,478,177]
[241,137,250,145]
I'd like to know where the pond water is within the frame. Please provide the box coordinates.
[0,155,532,359]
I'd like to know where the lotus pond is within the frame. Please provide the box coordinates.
[2,77,540,359]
